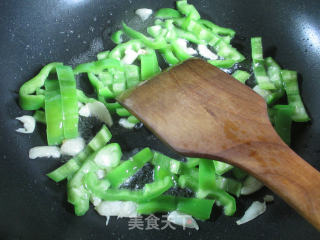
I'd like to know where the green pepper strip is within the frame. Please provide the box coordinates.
[137,195,214,220]
[98,71,113,86]
[152,152,181,181]
[36,88,45,95]
[33,110,46,124]
[74,58,123,74]
[253,85,285,105]
[184,157,200,168]
[106,147,153,188]
[140,49,161,80]
[232,167,248,180]
[177,197,214,220]
[97,50,110,60]
[160,19,204,44]
[111,30,124,44]
[88,73,115,99]
[127,115,140,124]
[216,176,242,197]
[76,89,96,104]
[147,25,164,38]
[19,62,62,110]
[155,8,182,19]
[109,39,144,60]
[176,0,201,20]
[197,158,216,198]
[265,57,283,89]
[208,59,237,68]
[232,70,251,84]
[125,64,140,88]
[111,69,126,96]
[47,125,112,182]
[56,65,79,139]
[207,189,236,216]
[44,79,64,145]
[251,37,276,90]
[67,152,98,216]
[213,160,233,175]
[122,22,168,49]
[272,104,294,145]
[137,195,177,214]
[178,174,199,191]
[199,19,235,37]
[171,39,192,62]
[83,171,111,195]
[142,176,173,201]
[281,70,310,122]
[159,47,180,65]
[181,16,244,61]
[197,158,236,216]
[116,107,131,117]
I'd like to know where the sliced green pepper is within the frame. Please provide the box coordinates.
[19,62,62,110]
[232,70,251,84]
[74,58,123,74]
[177,197,214,220]
[106,148,153,188]
[122,22,168,49]
[142,176,173,201]
[176,0,201,20]
[199,19,235,37]
[44,79,64,145]
[281,70,310,122]
[56,65,79,139]
[33,110,46,124]
[111,30,124,44]
[140,49,161,80]
[272,104,294,145]
[155,8,182,19]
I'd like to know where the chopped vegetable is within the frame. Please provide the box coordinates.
[167,211,199,230]
[56,65,79,139]
[106,148,153,188]
[232,70,251,84]
[96,201,139,218]
[17,0,311,229]
[241,176,264,195]
[44,79,64,145]
[29,146,61,159]
[155,8,182,19]
[236,201,266,225]
[93,143,122,171]
[19,62,62,110]
[111,30,124,44]
[197,44,218,60]
[16,115,36,134]
[33,110,46,124]
[79,101,113,127]
[140,49,161,80]
[281,70,310,122]
[135,8,153,21]
[60,137,85,156]
[119,118,136,129]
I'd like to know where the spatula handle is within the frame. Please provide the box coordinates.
[216,142,320,230]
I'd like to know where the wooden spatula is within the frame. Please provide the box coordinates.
[118,58,320,229]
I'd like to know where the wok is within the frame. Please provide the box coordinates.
[0,0,320,239]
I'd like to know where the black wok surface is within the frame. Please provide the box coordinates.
[1,0,320,239]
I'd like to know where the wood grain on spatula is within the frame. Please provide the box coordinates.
[118,58,320,230]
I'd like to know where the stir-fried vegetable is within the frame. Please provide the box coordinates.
[16,0,310,230]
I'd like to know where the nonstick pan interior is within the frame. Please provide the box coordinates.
[0,0,320,239]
